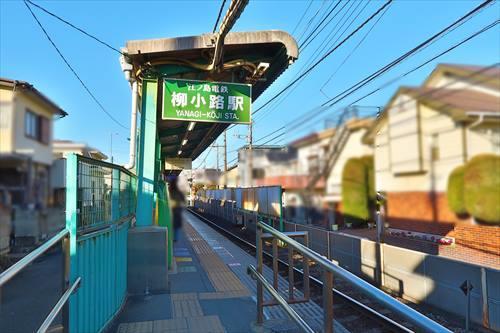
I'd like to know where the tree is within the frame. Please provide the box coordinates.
[447,165,466,215]
[342,158,370,225]
[463,154,500,224]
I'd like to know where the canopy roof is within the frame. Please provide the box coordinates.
[125,30,298,162]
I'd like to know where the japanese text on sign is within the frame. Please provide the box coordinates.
[163,79,251,124]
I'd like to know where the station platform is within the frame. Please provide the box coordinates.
[109,211,348,333]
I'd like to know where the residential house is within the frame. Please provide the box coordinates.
[363,63,500,256]
[51,139,108,207]
[0,78,67,244]
[0,78,67,207]
[238,145,290,187]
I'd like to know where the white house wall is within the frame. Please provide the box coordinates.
[326,129,372,200]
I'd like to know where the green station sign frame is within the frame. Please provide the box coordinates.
[162,78,252,124]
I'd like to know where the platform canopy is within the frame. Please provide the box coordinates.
[124,30,298,163]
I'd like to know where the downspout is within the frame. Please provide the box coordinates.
[125,80,138,170]
[120,53,138,170]
[468,112,485,129]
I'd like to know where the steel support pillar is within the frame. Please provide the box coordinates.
[136,79,158,227]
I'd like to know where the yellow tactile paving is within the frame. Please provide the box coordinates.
[172,298,204,318]
[198,290,250,300]
[183,223,250,297]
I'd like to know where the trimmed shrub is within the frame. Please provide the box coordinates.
[464,154,500,224]
[360,155,376,201]
[342,158,369,224]
[447,165,466,215]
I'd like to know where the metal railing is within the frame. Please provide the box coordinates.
[0,229,79,333]
[247,265,315,333]
[252,221,452,333]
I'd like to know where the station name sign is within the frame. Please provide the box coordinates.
[163,79,251,124]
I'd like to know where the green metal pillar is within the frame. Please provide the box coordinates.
[65,154,78,333]
[136,79,158,227]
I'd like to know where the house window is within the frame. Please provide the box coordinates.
[308,154,319,174]
[252,168,265,179]
[25,109,49,144]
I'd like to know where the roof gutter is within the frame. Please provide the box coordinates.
[467,111,500,129]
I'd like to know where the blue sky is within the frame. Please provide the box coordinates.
[1,0,499,167]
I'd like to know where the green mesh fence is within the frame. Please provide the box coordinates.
[76,156,136,232]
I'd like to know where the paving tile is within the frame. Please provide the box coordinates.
[177,265,197,273]
[152,318,187,332]
[117,321,153,333]
[186,315,225,333]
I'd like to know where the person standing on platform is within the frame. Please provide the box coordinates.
[168,176,185,242]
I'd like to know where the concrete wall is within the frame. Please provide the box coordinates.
[284,221,499,330]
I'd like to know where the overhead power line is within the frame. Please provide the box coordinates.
[253,0,393,116]
[254,0,366,124]
[299,0,343,50]
[280,0,495,133]
[24,1,128,130]
[320,0,494,108]
[25,0,123,55]
[213,0,227,33]
[291,0,314,36]
[289,22,499,136]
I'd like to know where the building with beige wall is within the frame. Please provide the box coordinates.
[363,64,500,254]
[51,140,108,206]
[0,78,67,207]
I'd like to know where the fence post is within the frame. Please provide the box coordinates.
[111,169,120,221]
[256,224,264,325]
[323,270,334,333]
[481,267,490,328]
[65,154,79,333]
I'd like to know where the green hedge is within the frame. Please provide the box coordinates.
[342,158,369,223]
[447,165,466,215]
[360,155,376,201]
[464,154,500,224]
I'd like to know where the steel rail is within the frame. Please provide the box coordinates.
[0,229,69,286]
[258,221,452,333]
[186,208,411,332]
[247,265,315,333]
[37,277,81,333]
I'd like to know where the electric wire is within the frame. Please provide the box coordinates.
[25,0,123,55]
[213,0,227,33]
[279,0,495,134]
[291,0,314,36]
[23,0,128,130]
[253,0,393,116]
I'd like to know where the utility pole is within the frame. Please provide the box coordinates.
[110,133,113,164]
[212,141,226,189]
[248,121,253,187]
[223,130,228,188]
[234,123,253,187]
[110,132,118,164]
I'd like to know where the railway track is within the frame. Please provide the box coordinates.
[187,208,416,333]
